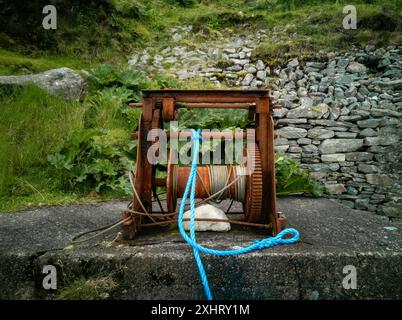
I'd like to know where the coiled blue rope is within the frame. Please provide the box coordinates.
[178,129,300,300]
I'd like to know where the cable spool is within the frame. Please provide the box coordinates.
[166,146,263,222]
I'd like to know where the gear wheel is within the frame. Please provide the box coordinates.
[244,137,263,222]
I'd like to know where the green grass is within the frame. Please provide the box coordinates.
[0,86,83,209]
[253,2,402,64]
[0,85,134,212]
[0,48,94,75]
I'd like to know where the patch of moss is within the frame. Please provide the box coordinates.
[54,276,117,300]
[213,72,226,81]
[214,59,234,69]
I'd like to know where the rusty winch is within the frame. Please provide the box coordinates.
[121,89,286,240]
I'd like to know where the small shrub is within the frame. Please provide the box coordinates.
[275,153,326,196]
[48,128,135,195]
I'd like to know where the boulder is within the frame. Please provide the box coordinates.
[0,67,87,101]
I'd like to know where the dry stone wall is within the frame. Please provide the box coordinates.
[128,27,402,219]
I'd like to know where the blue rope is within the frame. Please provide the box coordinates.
[178,129,300,300]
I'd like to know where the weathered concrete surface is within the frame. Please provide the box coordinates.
[0,197,401,300]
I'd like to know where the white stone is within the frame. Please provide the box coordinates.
[182,204,230,232]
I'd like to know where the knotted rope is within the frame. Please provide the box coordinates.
[177,129,300,300]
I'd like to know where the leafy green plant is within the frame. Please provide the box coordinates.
[85,64,149,95]
[275,153,326,196]
[48,129,135,195]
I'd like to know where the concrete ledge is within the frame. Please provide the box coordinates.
[0,197,401,299]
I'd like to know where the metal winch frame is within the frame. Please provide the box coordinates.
[121,89,286,240]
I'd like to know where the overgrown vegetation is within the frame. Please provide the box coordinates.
[0,66,177,210]
[1,1,400,73]
[253,1,402,65]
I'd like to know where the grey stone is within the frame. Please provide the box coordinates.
[302,144,318,153]
[245,65,257,74]
[273,108,289,118]
[224,48,236,54]
[334,74,358,86]
[337,58,350,69]
[372,79,402,90]
[275,138,289,146]
[287,103,329,119]
[304,163,340,172]
[370,108,402,118]
[307,128,335,140]
[345,152,374,162]
[256,60,265,70]
[359,128,378,137]
[276,127,307,139]
[325,183,346,194]
[334,87,345,99]
[256,70,267,81]
[298,87,308,97]
[231,59,249,66]
[364,136,399,146]
[358,164,379,174]
[346,61,367,74]
[357,119,382,128]
[355,198,371,210]
[0,68,88,101]
[241,73,254,86]
[381,202,402,218]
[322,154,346,162]
[346,186,359,195]
[287,58,299,68]
[277,119,308,124]
[275,145,290,152]
[335,132,358,138]
[297,138,312,145]
[288,146,302,153]
[319,139,364,154]
[366,174,394,186]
